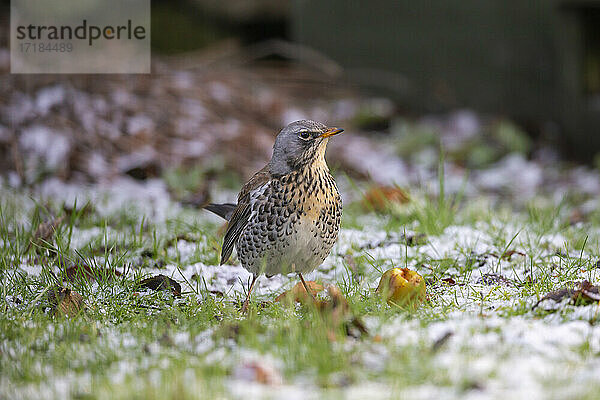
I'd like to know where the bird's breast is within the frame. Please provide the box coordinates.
[237,166,342,275]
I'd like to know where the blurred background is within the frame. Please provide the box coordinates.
[1,0,600,206]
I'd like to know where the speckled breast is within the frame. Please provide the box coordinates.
[236,167,342,276]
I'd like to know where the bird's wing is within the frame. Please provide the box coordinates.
[220,166,271,265]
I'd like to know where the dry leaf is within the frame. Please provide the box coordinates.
[314,285,368,340]
[47,287,85,317]
[532,288,574,309]
[578,280,600,302]
[569,209,585,225]
[275,281,323,304]
[325,285,349,311]
[276,282,368,340]
[316,285,350,320]
[441,277,457,286]
[232,361,283,385]
[532,280,600,309]
[432,331,453,352]
[362,185,409,212]
[124,161,161,180]
[476,273,515,287]
[64,263,121,283]
[500,250,526,261]
[139,274,181,297]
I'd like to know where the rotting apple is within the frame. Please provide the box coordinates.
[376,267,426,309]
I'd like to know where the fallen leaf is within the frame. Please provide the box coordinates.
[277,282,368,340]
[578,280,600,302]
[139,274,181,297]
[64,263,121,283]
[476,273,515,287]
[316,285,368,340]
[441,277,457,286]
[320,285,350,318]
[124,161,161,181]
[532,280,600,309]
[432,331,453,352]
[362,185,409,212]
[317,285,369,341]
[275,281,323,304]
[232,361,283,385]
[533,288,573,306]
[47,286,85,317]
[500,250,526,261]
[569,208,585,225]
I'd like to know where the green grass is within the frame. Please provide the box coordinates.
[2,169,600,399]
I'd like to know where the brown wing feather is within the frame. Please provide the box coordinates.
[237,165,271,202]
[220,166,271,265]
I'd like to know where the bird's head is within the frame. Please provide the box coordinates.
[269,120,343,176]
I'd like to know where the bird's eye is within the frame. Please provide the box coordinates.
[298,131,311,140]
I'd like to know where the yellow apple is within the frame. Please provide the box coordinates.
[376,267,426,308]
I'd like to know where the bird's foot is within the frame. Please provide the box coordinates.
[298,273,318,304]
[240,274,258,314]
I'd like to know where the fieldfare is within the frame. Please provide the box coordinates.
[205,120,343,311]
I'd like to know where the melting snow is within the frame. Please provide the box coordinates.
[4,176,600,400]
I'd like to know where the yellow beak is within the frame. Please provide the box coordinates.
[320,127,344,138]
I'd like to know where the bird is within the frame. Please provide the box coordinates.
[205,120,344,311]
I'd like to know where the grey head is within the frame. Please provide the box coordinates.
[268,120,344,177]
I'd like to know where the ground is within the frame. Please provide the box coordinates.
[2,144,600,399]
[2,54,600,398]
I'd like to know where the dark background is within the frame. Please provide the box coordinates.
[1,0,599,189]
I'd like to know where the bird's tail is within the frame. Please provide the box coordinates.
[204,203,237,221]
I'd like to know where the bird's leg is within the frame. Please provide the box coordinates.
[241,274,258,313]
[298,273,317,303]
